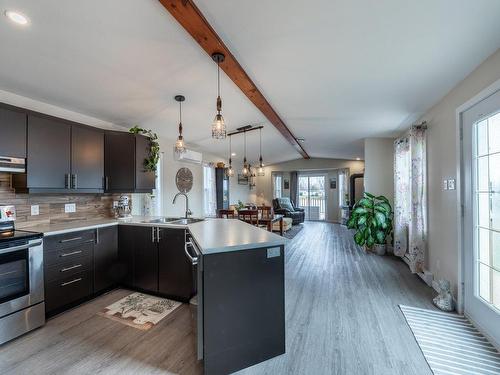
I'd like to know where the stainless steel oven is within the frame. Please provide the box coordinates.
[0,206,45,345]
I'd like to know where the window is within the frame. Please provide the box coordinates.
[273,173,282,198]
[203,164,217,217]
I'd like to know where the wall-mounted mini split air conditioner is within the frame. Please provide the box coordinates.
[173,148,203,165]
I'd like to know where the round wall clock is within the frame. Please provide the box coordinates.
[176,167,193,193]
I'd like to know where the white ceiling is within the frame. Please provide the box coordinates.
[0,0,499,164]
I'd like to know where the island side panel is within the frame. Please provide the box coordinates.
[202,245,285,375]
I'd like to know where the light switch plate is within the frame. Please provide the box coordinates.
[443,179,448,190]
[448,179,456,190]
[65,203,76,213]
[267,247,281,258]
[31,205,39,216]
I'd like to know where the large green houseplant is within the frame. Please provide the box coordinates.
[347,192,393,254]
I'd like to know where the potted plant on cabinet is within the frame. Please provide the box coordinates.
[346,192,393,255]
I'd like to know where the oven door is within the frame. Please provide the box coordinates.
[0,239,44,318]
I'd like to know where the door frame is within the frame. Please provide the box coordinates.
[456,78,500,322]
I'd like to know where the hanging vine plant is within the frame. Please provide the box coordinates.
[129,126,160,172]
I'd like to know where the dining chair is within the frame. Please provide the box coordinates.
[218,209,236,219]
[238,209,259,226]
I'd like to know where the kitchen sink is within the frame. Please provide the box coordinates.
[141,217,204,225]
[169,218,205,225]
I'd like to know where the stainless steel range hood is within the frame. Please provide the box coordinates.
[0,156,26,173]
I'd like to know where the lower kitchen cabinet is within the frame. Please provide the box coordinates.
[133,226,159,292]
[158,228,193,302]
[94,226,118,293]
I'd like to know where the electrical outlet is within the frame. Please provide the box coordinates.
[65,203,76,213]
[113,201,119,208]
[448,179,456,190]
[31,205,39,216]
[443,179,448,190]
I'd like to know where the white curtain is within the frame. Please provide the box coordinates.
[203,163,217,217]
[393,126,427,273]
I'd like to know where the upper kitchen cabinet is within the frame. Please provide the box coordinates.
[12,113,105,193]
[104,131,155,193]
[71,125,104,191]
[0,105,27,158]
[24,114,72,191]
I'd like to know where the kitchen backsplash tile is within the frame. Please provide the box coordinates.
[0,172,127,229]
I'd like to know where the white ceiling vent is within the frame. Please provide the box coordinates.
[174,148,202,165]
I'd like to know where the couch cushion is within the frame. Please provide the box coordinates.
[276,198,295,212]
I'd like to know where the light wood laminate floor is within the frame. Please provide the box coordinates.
[0,222,435,374]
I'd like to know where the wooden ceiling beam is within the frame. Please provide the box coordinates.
[158,0,309,159]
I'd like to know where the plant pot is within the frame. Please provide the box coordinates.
[373,244,386,256]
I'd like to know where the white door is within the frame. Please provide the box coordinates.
[463,89,500,346]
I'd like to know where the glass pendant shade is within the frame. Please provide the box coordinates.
[212,111,226,139]
[242,160,249,177]
[226,165,234,178]
[175,136,186,154]
[257,165,265,176]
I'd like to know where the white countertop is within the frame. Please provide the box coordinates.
[21,216,285,254]
[188,218,285,254]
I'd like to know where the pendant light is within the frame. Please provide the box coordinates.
[241,130,249,177]
[257,127,265,176]
[211,52,227,139]
[174,95,186,154]
[226,135,235,178]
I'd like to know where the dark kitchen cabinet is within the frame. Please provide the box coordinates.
[104,131,135,192]
[12,112,105,193]
[26,114,71,190]
[118,225,135,288]
[158,228,193,302]
[0,105,27,158]
[133,226,158,292]
[72,125,104,191]
[104,131,155,193]
[94,226,118,293]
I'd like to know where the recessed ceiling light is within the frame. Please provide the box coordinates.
[297,138,305,143]
[356,157,361,161]
[231,152,236,156]
[4,10,29,25]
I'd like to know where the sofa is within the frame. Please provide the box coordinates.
[272,197,305,225]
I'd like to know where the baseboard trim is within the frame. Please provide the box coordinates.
[465,312,500,352]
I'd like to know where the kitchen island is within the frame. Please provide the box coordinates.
[25,217,286,375]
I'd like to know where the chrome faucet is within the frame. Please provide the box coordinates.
[173,192,192,219]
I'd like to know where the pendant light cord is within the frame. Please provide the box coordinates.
[244,130,247,163]
[259,128,263,165]
[178,100,183,135]
[229,135,232,164]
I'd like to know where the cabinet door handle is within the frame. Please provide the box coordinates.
[184,241,198,265]
[60,264,82,272]
[104,176,109,190]
[60,237,83,243]
[157,227,161,242]
[71,174,77,189]
[151,226,156,243]
[60,250,82,257]
[65,174,70,189]
[61,277,82,287]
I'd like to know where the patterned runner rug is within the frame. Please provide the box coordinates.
[400,304,500,375]
[99,292,182,330]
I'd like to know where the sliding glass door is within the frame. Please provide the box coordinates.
[298,175,326,221]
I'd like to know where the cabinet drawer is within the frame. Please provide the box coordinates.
[45,254,92,283]
[44,242,93,267]
[45,270,92,313]
[44,230,95,251]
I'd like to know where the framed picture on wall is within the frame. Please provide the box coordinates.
[284,179,290,190]
[238,174,248,185]
[330,178,337,189]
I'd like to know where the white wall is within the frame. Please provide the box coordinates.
[364,138,394,205]
[416,48,500,297]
